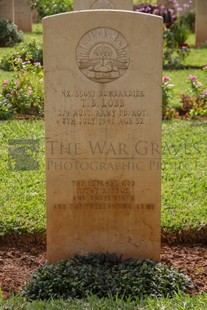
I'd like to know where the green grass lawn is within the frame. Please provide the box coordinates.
[185,48,207,67]
[0,24,42,57]
[163,68,207,107]
[1,293,207,309]
[162,120,207,231]
[0,120,45,235]
[0,24,42,81]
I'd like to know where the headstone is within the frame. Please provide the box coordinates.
[74,0,133,11]
[32,8,39,23]
[0,0,14,21]
[195,0,207,46]
[43,10,163,263]
[14,0,32,32]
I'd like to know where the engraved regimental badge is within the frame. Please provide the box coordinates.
[76,27,130,83]
[90,0,115,9]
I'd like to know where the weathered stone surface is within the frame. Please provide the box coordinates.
[196,0,207,46]
[0,0,14,21]
[14,0,32,32]
[74,0,133,11]
[0,0,32,32]
[43,10,163,263]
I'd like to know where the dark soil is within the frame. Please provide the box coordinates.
[0,239,207,299]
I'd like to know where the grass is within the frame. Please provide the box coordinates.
[163,68,207,107]
[0,119,206,235]
[1,293,207,309]
[163,33,207,108]
[0,24,42,81]
[186,33,195,47]
[24,23,43,43]
[0,24,42,57]
[185,48,207,67]
[0,120,45,235]
[162,120,207,231]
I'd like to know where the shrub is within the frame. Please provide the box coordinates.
[0,61,44,119]
[180,70,207,118]
[0,40,43,71]
[28,0,73,18]
[180,11,196,33]
[0,18,24,47]
[133,5,190,68]
[0,97,13,120]
[163,20,190,68]
[23,253,193,301]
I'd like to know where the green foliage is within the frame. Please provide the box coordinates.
[0,40,44,119]
[1,293,207,310]
[23,253,193,301]
[0,18,24,47]
[163,20,190,68]
[180,11,196,33]
[180,70,207,118]
[28,0,73,18]
[0,60,44,119]
[0,120,45,236]
[161,69,207,119]
[162,69,207,108]
[162,120,207,232]
[170,21,190,47]
[0,40,43,71]
[0,96,12,120]
[185,47,207,67]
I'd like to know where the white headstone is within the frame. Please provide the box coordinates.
[0,0,14,22]
[43,10,163,263]
[14,0,32,32]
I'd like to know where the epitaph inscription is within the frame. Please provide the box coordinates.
[76,28,129,83]
[44,11,163,263]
